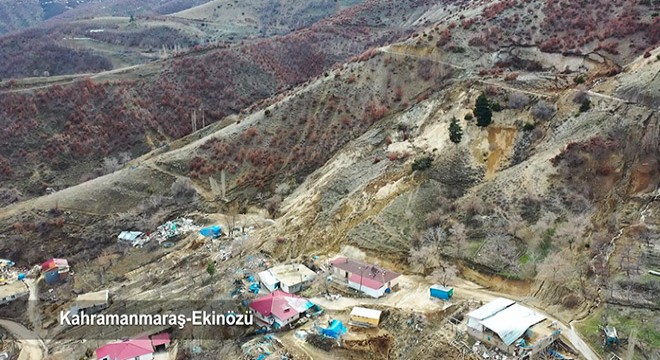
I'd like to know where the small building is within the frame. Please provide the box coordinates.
[257,264,317,294]
[96,337,154,360]
[350,307,382,327]
[41,258,69,284]
[330,257,400,298]
[466,298,560,359]
[0,281,29,306]
[74,289,109,314]
[150,332,171,352]
[430,285,453,300]
[118,231,146,246]
[249,290,315,328]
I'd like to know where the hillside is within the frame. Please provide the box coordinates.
[0,1,658,359]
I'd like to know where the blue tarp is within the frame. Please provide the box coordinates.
[249,282,260,294]
[200,225,222,237]
[320,320,347,339]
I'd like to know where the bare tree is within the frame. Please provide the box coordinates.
[449,222,468,258]
[536,250,574,284]
[431,263,458,286]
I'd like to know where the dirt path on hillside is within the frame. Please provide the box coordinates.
[0,64,144,94]
[0,319,45,360]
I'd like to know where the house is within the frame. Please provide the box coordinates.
[41,258,69,284]
[257,264,317,293]
[466,298,560,359]
[350,307,382,327]
[0,281,29,306]
[430,285,453,300]
[249,290,315,328]
[96,332,170,360]
[329,257,400,298]
[96,337,154,360]
[74,289,109,314]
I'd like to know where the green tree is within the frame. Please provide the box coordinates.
[473,93,492,127]
[449,116,463,144]
[206,261,216,277]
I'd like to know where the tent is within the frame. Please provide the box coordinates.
[320,320,347,339]
[200,225,222,238]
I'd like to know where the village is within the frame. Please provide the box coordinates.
[0,212,611,360]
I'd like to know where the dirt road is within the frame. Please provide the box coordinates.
[0,319,45,360]
[313,276,601,360]
[311,275,447,312]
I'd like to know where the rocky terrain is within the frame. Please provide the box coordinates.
[0,1,658,359]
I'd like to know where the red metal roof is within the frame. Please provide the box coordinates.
[95,338,153,360]
[348,273,386,290]
[330,257,400,285]
[249,290,312,322]
[41,258,68,271]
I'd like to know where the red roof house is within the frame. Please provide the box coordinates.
[96,337,154,360]
[249,290,314,328]
[330,257,401,298]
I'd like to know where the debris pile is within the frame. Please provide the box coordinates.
[240,335,285,360]
[150,218,198,244]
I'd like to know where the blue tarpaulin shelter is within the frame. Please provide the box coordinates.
[321,320,347,339]
[200,225,222,238]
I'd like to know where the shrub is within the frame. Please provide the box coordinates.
[579,99,591,113]
[531,101,556,121]
[464,113,473,121]
[507,93,529,109]
[522,123,535,131]
[412,156,433,171]
[490,102,502,112]
[574,75,585,84]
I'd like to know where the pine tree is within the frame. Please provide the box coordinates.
[449,116,463,144]
[473,93,492,127]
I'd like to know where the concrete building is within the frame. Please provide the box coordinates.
[257,264,316,293]
[74,289,109,314]
[350,307,382,327]
[466,298,561,359]
[0,281,28,305]
[329,257,400,298]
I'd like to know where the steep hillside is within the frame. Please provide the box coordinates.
[0,0,464,200]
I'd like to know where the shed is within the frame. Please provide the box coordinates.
[430,285,453,300]
[118,231,145,242]
[350,307,382,327]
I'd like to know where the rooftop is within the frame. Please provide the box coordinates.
[249,290,314,321]
[351,307,382,319]
[466,297,515,320]
[0,281,28,299]
[267,264,316,287]
[330,257,400,285]
[76,289,109,308]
